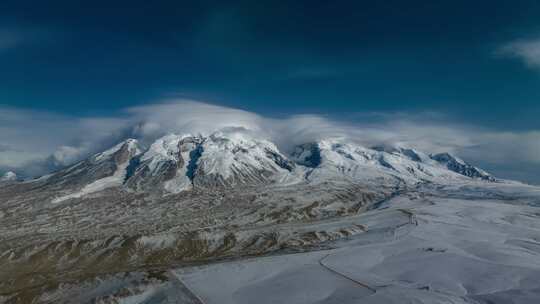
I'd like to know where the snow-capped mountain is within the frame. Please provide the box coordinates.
[14,130,496,204]
[122,132,296,192]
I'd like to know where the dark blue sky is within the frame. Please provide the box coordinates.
[1,0,540,129]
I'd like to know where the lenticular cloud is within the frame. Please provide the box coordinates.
[1,99,540,183]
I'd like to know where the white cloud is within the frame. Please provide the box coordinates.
[127,101,264,140]
[0,106,130,175]
[498,38,540,68]
[51,146,86,166]
[1,100,540,183]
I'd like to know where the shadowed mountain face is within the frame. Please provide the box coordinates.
[0,129,506,303]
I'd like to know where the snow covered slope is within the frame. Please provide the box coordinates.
[46,139,141,187]
[49,139,142,202]
[291,138,494,185]
[430,152,494,181]
[192,131,296,188]
[124,134,201,193]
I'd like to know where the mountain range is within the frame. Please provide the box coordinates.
[13,130,494,204]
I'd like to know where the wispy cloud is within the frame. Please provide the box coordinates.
[497,38,540,69]
[1,100,540,183]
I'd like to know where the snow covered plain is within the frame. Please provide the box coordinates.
[2,181,539,303]
[173,182,540,304]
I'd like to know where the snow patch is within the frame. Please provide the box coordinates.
[137,234,177,250]
[52,159,130,204]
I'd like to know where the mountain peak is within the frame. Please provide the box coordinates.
[94,138,141,162]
